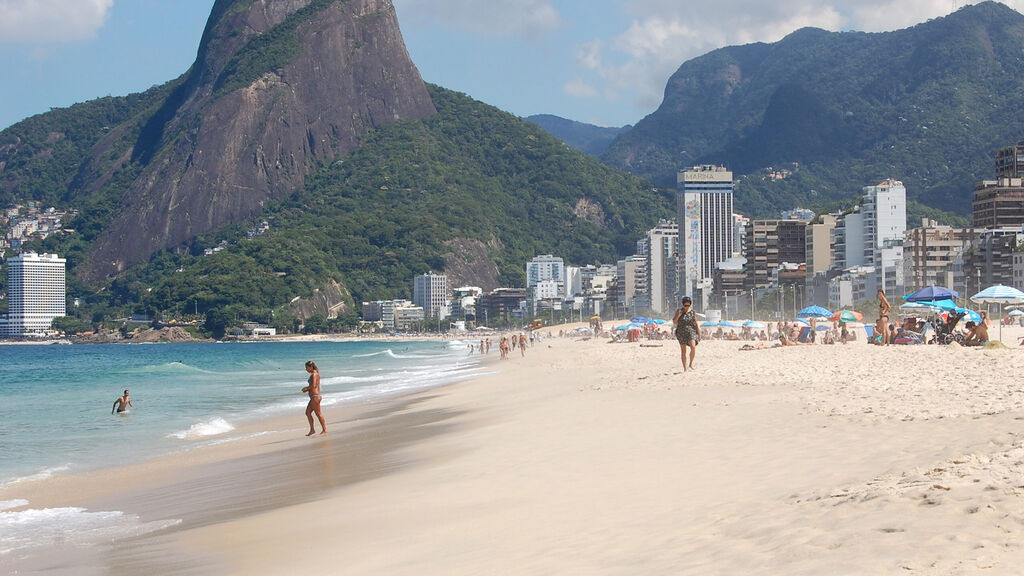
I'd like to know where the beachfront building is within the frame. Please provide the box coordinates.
[450,286,482,321]
[526,254,565,297]
[962,226,1024,295]
[903,220,972,291]
[827,266,874,310]
[0,252,66,337]
[804,214,837,306]
[615,255,648,316]
[569,264,616,317]
[640,220,678,314]
[677,165,734,309]
[1013,252,1024,291]
[713,257,749,318]
[393,304,425,331]
[972,178,1024,229]
[742,218,808,291]
[830,180,907,296]
[412,271,450,319]
[380,299,424,331]
[476,288,526,327]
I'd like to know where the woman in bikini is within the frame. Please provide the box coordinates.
[302,360,327,436]
[876,289,891,345]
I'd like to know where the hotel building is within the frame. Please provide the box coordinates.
[677,165,734,307]
[1,252,66,336]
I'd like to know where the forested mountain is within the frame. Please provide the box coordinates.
[525,114,630,157]
[0,0,669,330]
[603,1,1024,220]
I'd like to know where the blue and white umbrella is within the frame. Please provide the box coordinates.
[969,285,1024,342]
[970,285,1024,305]
[743,320,766,329]
[797,305,832,318]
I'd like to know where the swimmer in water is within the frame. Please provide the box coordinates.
[112,389,133,414]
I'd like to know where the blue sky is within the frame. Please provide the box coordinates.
[0,0,1019,131]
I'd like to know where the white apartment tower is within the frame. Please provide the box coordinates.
[643,220,678,314]
[862,179,907,265]
[526,254,565,299]
[412,271,449,319]
[3,252,66,336]
[677,165,734,304]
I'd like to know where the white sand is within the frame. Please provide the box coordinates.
[9,324,1024,574]
[176,325,1024,574]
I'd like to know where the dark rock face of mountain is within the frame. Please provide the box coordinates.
[601,1,1024,215]
[83,0,435,281]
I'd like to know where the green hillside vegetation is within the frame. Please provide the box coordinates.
[28,86,672,332]
[603,1,1024,222]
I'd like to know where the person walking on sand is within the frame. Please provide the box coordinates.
[673,296,700,371]
[302,361,327,436]
[112,389,133,414]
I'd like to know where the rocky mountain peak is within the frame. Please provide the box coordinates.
[83,0,435,281]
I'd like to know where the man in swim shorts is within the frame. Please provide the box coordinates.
[112,389,133,414]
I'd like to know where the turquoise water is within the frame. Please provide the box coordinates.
[0,339,484,559]
[0,339,481,486]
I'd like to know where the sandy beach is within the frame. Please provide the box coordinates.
[7,323,1024,574]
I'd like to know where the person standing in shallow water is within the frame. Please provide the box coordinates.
[112,389,133,414]
[302,361,327,436]
[673,297,701,371]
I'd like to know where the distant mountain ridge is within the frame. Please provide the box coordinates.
[525,114,630,157]
[0,0,668,326]
[602,1,1024,218]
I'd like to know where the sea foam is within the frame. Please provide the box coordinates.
[167,417,235,440]
[0,504,180,556]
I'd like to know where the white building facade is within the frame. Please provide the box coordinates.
[526,254,565,300]
[2,252,66,336]
[412,271,449,319]
[677,165,734,306]
[643,220,678,314]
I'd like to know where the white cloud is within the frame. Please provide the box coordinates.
[569,0,965,115]
[393,0,561,39]
[563,77,600,98]
[0,0,113,44]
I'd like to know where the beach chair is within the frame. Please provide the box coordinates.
[894,323,931,345]
[797,326,813,343]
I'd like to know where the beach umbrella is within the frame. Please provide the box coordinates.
[718,320,742,328]
[904,285,959,302]
[970,284,1024,341]
[829,310,863,323]
[954,308,982,323]
[647,318,667,325]
[970,284,1024,305]
[1010,309,1024,317]
[797,305,832,318]
[630,316,650,324]
[743,320,766,329]
[700,321,718,327]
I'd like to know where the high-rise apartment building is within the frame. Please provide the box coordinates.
[1,252,66,336]
[677,165,734,305]
[743,219,808,289]
[903,219,972,291]
[412,271,449,319]
[829,180,907,297]
[642,220,678,313]
[973,178,1024,229]
[526,254,565,300]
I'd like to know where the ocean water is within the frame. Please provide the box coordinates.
[0,339,484,560]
